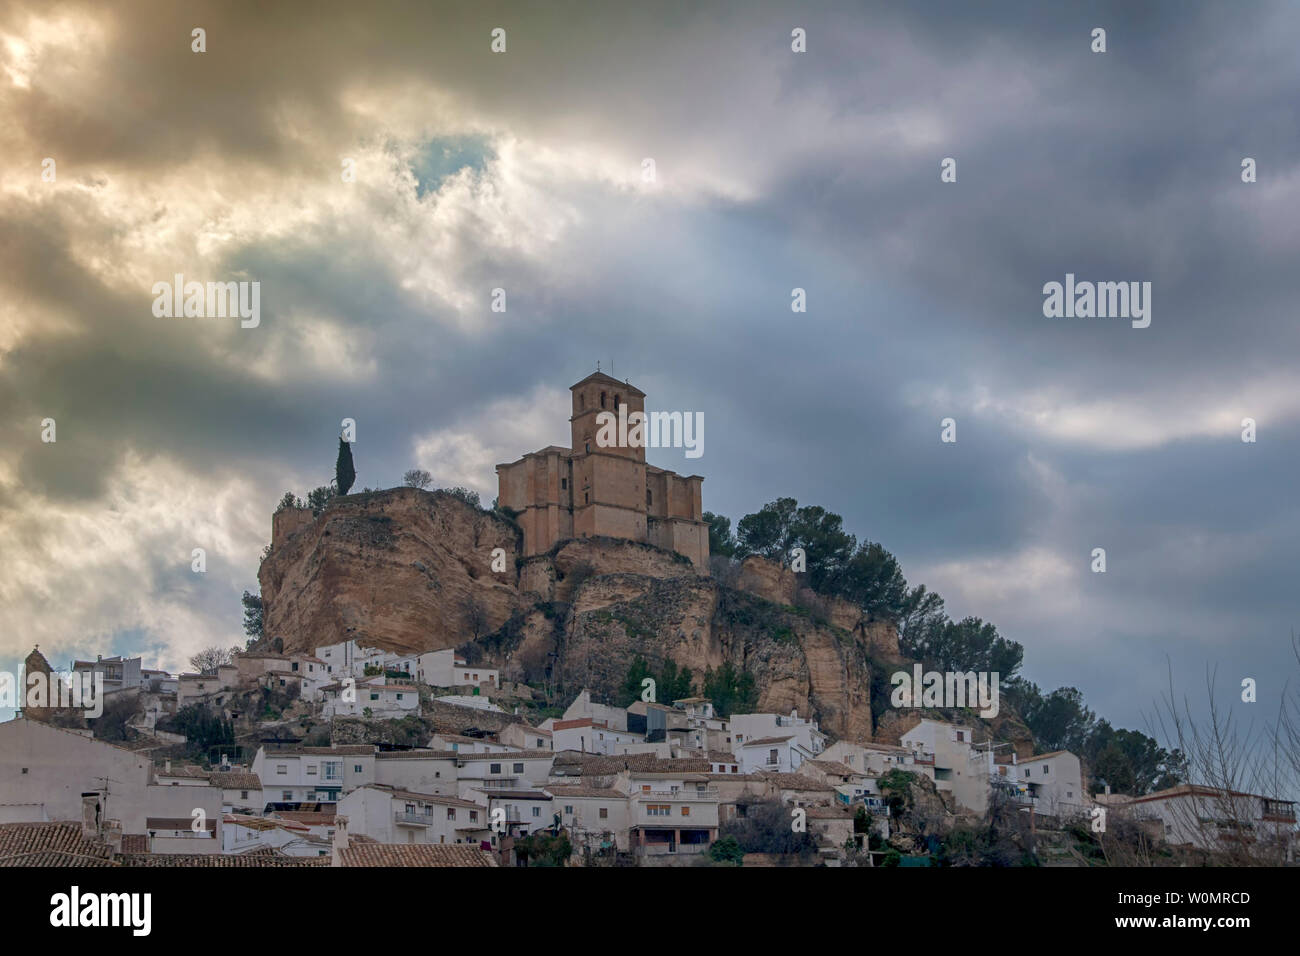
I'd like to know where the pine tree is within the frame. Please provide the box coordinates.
[336,437,356,495]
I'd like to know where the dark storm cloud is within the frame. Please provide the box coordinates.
[1,0,1296,744]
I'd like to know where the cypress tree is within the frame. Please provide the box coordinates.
[336,437,356,495]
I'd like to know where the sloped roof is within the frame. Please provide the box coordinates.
[0,822,118,867]
[335,843,498,867]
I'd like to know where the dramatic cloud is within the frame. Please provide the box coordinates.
[2,0,1296,744]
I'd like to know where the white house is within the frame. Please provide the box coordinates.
[430,733,511,755]
[314,639,391,679]
[730,711,826,767]
[737,735,801,774]
[221,815,330,857]
[561,689,629,732]
[551,717,645,755]
[337,784,490,845]
[71,655,143,693]
[373,750,460,796]
[251,745,376,807]
[545,784,631,852]
[500,723,553,752]
[415,649,500,689]
[454,751,555,803]
[900,718,992,814]
[484,790,555,838]
[321,677,420,718]
[1119,784,1296,858]
[209,770,264,813]
[822,740,924,777]
[618,768,719,858]
[1004,750,1085,817]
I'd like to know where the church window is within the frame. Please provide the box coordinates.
[585,492,589,504]
[561,478,567,490]
[647,489,652,507]
[615,394,621,409]
[600,391,606,408]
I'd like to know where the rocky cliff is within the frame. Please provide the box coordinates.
[257,489,1031,746]
[257,489,906,739]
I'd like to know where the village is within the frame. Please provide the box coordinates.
[2,640,1293,868]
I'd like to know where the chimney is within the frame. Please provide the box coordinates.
[331,815,350,867]
[81,793,101,838]
[103,819,123,855]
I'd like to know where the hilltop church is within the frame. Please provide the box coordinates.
[496,372,709,567]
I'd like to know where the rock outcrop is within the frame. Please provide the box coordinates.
[257,488,1010,745]
[259,488,523,656]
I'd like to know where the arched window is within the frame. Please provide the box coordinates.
[600,391,607,408]
[615,394,621,409]
[579,393,585,410]
[646,489,652,507]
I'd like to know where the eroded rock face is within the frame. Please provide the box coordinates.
[511,572,877,740]
[737,555,798,605]
[257,489,906,742]
[259,488,524,656]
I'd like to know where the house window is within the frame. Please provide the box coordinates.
[513,763,524,773]
[470,810,478,822]
[369,693,379,701]
[1043,765,1050,774]
[354,765,362,773]
[282,791,293,801]
[490,763,502,774]
[306,765,317,776]
[648,805,670,817]
[396,693,403,700]
[276,765,287,775]
[532,807,540,817]
[769,749,778,764]
[682,806,690,816]
[292,662,299,671]
[241,790,249,799]
[447,808,456,820]
[565,805,574,814]
[599,808,608,819]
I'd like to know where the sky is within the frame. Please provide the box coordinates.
[1,0,1297,752]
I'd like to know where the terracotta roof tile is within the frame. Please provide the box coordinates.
[335,844,497,867]
[0,822,116,866]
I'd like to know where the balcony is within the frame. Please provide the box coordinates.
[394,811,433,826]
[635,789,719,800]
